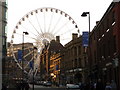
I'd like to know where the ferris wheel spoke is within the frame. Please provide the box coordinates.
[35,12,44,34]
[21,24,40,38]
[27,18,41,36]
[14,32,38,42]
[44,11,46,33]
[24,59,33,69]
[34,68,38,76]
[47,12,54,33]
[29,69,32,74]
[24,46,33,51]
[26,36,41,42]
[53,20,70,35]
[24,53,37,70]
[23,50,33,59]
[50,14,62,34]
[58,27,77,36]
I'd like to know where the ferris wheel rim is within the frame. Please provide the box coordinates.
[10,7,80,75]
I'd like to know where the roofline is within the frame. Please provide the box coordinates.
[90,2,115,36]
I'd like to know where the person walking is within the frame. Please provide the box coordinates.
[96,79,105,90]
[105,82,112,90]
[110,80,117,90]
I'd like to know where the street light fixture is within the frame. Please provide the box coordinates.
[22,31,29,90]
[81,12,90,34]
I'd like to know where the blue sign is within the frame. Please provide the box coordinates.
[82,32,89,47]
[18,50,22,61]
[29,61,34,69]
[56,65,59,70]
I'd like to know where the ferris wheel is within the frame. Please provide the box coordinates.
[10,7,80,77]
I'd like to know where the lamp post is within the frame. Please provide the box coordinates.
[33,47,37,90]
[22,31,29,90]
[81,12,90,34]
[81,12,91,81]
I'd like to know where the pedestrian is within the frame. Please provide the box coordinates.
[110,80,117,90]
[93,82,97,90]
[96,79,105,90]
[105,82,112,90]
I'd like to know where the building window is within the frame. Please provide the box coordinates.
[112,11,115,26]
[103,44,106,58]
[78,46,81,55]
[78,58,81,67]
[74,47,77,56]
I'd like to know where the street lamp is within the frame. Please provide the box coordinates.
[81,12,91,81]
[22,31,29,90]
[33,47,37,90]
[81,12,90,34]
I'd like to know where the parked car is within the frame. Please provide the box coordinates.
[66,84,80,89]
[43,81,52,86]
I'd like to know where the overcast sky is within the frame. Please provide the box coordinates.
[7,0,113,42]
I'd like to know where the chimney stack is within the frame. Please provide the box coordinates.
[96,21,99,25]
[72,33,78,40]
[56,36,60,43]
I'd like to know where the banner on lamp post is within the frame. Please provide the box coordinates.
[82,31,89,47]
[18,50,22,61]
[29,61,34,69]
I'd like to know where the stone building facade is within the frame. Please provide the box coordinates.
[60,33,88,84]
[0,0,7,88]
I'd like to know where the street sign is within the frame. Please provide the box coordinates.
[18,50,22,61]
[56,65,59,70]
[82,32,89,47]
[29,61,34,69]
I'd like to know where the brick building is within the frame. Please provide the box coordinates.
[89,1,120,89]
[50,52,62,84]
[40,36,64,81]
